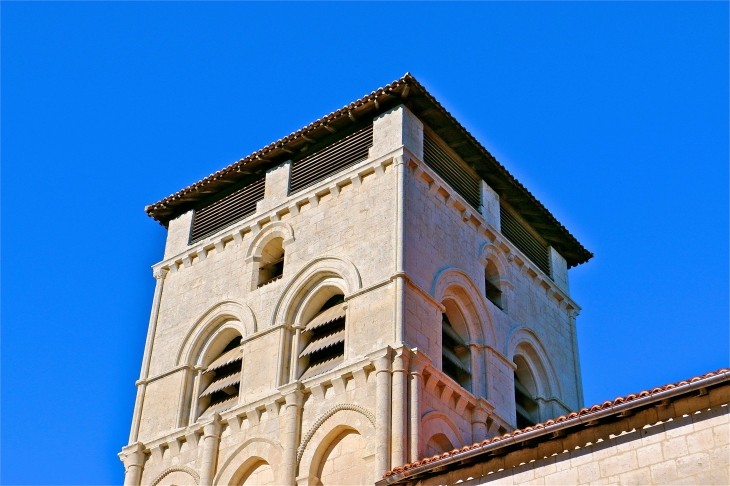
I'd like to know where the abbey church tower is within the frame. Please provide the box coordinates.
[120,74,592,486]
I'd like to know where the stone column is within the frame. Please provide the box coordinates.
[467,343,483,398]
[471,407,488,444]
[391,349,409,468]
[568,308,584,408]
[393,154,407,346]
[129,267,168,444]
[289,326,304,382]
[119,443,145,486]
[375,354,392,478]
[199,414,222,486]
[408,355,426,462]
[281,383,304,486]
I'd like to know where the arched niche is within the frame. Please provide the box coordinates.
[150,466,200,486]
[420,412,466,458]
[297,407,376,485]
[214,437,284,486]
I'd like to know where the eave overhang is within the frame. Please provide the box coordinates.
[145,73,593,267]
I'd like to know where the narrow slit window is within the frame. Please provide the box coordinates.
[258,238,285,287]
[485,260,503,310]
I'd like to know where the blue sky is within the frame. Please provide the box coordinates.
[2,2,727,484]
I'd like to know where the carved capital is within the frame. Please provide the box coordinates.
[153,267,169,280]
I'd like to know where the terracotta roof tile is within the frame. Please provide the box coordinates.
[382,367,730,479]
[145,73,592,267]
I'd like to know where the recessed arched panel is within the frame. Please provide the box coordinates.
[214,438,283,486]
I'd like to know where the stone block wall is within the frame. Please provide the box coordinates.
[122,103,586,486]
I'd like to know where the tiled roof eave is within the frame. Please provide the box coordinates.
[379,367,730,484]
[145,73,592,267]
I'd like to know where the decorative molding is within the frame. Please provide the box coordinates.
[150,465,200,486]
[151,150,397,277]
[296,404,376,464]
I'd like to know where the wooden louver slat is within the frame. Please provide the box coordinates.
[423,133,481,210]
[500,205,551,276]
[289,124,373,194]
[190,176,266,243]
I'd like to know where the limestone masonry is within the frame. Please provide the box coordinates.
[121,74,727,485]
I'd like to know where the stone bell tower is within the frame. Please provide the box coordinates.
[120,74,591,486]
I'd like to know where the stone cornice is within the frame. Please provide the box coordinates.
[406,156,581,314]
[151,150,400,277]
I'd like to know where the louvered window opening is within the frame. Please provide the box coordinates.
[299,297,346,381]
[500,206,551,276]
[441,315,471,392]
[198,337,242,417]
[189,177,266,243]
[289,124,373,194]
[515,374,539,428]
[423,133,481,210]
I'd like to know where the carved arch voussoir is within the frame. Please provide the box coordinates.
[296,403,375,464]
[150,465,200,486]
[245,221,295,259]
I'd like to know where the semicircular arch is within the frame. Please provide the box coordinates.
[214,437,283,486]
[176,300,256,366]
[420,412,466,457]
[270,256,361,328]
[245,222,295,259]
[297,406,376,480]
[432,268,495,346]
[506,327,561,398]
[150,466,200,486]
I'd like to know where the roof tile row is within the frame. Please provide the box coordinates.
[383,367,730,479]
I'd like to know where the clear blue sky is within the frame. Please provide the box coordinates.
[2,2,727,484]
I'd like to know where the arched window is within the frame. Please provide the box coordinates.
[441,302,471,392]
[513,356,539,428]
[197,335,242,419]
[485,260,503,309]
[298,294,346,381]
[258,237,285,287]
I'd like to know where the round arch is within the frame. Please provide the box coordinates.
[176,300,256,366]
[420,412,466,458]
[270,256,362,328]
[506,327,561,399]
[214,437,284,486]
[297,407,376,483]
[245,221,295,260]
[150,466,200,486]
[479,243,512,282]
[432,268,496,346]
